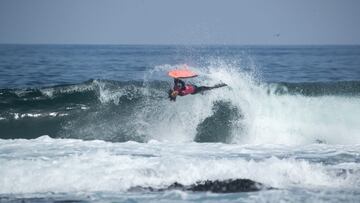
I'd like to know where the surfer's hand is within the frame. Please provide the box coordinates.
[171,91,179,97]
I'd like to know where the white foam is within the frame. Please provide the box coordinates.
[14,113,19,120]
[143,62,360,145]
[21,113,42,118]
[49,112,58,117]
[80,106,89,110]
[10,112,68,119]
[0,137,358,194]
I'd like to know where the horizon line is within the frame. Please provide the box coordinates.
[1,43,360,46]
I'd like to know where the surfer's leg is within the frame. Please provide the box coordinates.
[193,86,212,94]
[193,84,227,94]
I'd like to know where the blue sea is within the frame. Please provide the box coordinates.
[0,45,360,202]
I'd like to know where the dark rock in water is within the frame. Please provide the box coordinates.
[315,139,326,144]
[189,179,265,193]
[129,178,270,193]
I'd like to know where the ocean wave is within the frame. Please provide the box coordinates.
[0,67,359,145]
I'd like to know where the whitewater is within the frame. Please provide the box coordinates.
[1,45,360,202]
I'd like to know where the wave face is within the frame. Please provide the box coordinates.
[1,65,360,145]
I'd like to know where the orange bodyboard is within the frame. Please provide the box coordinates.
[168,69,198,79]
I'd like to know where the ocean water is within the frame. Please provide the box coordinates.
[0,45,360,202]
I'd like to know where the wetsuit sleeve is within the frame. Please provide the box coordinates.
[173,79,178,90]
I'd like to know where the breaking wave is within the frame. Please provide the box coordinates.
[1,64,359,145]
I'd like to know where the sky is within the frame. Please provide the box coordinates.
[0,0,359,45]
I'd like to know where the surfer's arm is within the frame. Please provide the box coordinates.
[178,79,186,90]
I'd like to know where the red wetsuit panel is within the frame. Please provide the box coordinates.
[178,85,196,96]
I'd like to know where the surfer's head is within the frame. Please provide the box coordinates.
[168,89,178,101]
